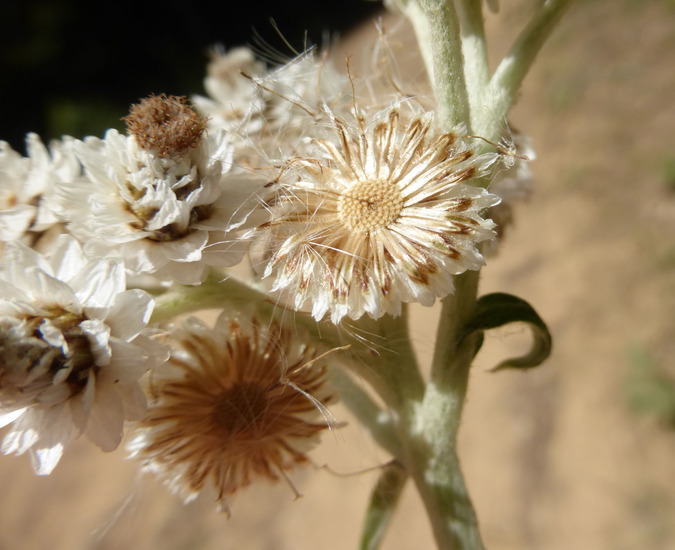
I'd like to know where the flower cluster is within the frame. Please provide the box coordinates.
[0,134,78,248]
[0,37,531,505]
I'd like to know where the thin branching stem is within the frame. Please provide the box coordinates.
[408,271,485,550]
[456,0,490,132]
[485,0,575,139]
[415,0,471,130]
[330,369,402,459]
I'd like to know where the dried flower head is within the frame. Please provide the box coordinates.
[0,134,79,247]
[483,129,535,255]
[123,94,207,158]
[128,315,334,509]
[251,105,500,323]
[192,47,266,136]
[0,236,168,474]
[58,120,262,284]
[193,47,348,165]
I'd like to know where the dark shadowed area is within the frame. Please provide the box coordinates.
[0,0,382,152]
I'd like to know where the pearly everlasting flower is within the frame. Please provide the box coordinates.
[251,49,347,140]
[0,134,79,247]
[192,47,267,136]
[250,105,500,323]
[194,47,348,164]
[128,314,333,510]
[0,235,168,474]
[58,95,263,284]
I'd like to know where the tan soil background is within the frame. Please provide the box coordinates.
[2,0,675,549]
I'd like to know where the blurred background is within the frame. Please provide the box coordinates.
[2,0,675,549]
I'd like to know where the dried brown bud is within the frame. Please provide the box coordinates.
[123,94,207,157]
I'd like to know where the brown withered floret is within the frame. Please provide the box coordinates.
[123,94,207,157]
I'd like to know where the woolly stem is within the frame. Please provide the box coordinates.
[483,0,575,140]
[400,0,471,131]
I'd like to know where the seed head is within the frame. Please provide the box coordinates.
[128,316,334,510]
[123,94,207,157]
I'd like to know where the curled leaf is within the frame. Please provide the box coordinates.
[459,292,552,371]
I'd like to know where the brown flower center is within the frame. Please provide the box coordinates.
[212,382,270,436]
[123,94,207,157]
[337,179,404,231]
[0,309,97,401]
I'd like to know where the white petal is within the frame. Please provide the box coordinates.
[0,205,36,241]
[117,382,147,420]
[80,319,112,365]
[71,259,125,309]
[80,369,97,416]
[3,239,52,277]
[38,319,67,350]
[48,234,87,282]
[0,280,33,306]
[2,421,38,455]
[158,230,209,262]
[31,443,65,476]
[69,386,89,433]
[24,268,81,313]
[100,339,151,383]
[84,383,124,452]
[37,381,71,403]
[0,408,26,428]
[103,289,153,341]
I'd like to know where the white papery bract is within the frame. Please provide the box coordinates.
[0,134,79,246]
[58,128,261,284]
[251,104,500,323]
[0,235,168,474]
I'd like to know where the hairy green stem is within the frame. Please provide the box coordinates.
[484,0,575,140]
[151,273,348,349]
[414,0,471,130]
[456,0,490,133]
[350,307,426,409]
[404,272,484,550]
[430,271,480,385]
[330,369,402,459]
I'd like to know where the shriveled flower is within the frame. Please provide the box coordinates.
[484,129,535,255]
[251,105,500,323]
[127,314,334,510]
[193,47,347,164]
[0,235,168,474]
[58,95,263,285]
[123,94,208,158]
[192,46,267,136]
[0,134,79,247]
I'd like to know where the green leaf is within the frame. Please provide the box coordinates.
[459,292,552,371]
[359,461,408,550]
